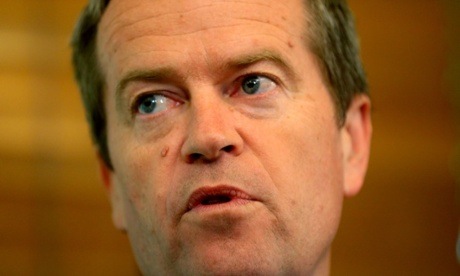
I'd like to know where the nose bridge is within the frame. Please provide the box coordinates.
[181,88,242,162]
[191,93,227,134]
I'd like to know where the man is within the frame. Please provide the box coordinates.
[71,0,372,274]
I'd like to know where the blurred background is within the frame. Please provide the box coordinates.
[0,0,458,275]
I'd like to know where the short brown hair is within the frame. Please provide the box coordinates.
[71,0,368,170]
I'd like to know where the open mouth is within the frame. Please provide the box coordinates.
[201,194,232,205]
[186,186,253,212]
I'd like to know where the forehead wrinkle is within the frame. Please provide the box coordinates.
[122,23,247,46]
[98,3,144,55]
[100,0,298,53]
[100,2,138,34]
[107,19,294,58]
[101,2,216,51]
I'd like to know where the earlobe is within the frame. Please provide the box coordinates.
[97,155,127,231]
[341,95,372,197]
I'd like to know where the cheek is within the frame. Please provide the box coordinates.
[257,97,344,213]
[245,101,344,259]
[281,115,344,245]
[284,127,343,201]
[106,121,162,218]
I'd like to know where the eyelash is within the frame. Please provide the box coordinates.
[238,72,280,85]
[233,72,279,93]
[130,91,179,116]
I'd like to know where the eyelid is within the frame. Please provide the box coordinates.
[130,91,182,117]
[231,72,280,96]
[240,71,281,84]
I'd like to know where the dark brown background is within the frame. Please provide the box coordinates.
[1,0,458,274]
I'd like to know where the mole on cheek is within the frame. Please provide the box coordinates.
[161,146,169,157]
[288,40,294,48]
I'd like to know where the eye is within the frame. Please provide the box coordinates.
[135,94,177,115]
[241,75,276,95]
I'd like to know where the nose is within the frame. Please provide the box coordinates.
[180,94,244,163]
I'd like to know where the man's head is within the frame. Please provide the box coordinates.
[72,0,371,274]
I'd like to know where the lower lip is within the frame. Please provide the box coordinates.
[187,198,256,214]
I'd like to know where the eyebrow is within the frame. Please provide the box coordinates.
[116,67,179,101]
[225,50,298,81]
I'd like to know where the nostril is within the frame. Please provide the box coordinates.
[189,153,202,162]
[222,145,234,153]
[185,145,237,163]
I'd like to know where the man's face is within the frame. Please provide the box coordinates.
[97,0,370,274]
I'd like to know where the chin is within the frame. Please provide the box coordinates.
[176,258,283,276]
[170,240,297,276]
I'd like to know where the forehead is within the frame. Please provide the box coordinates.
[100,0,306,29]
[96,0,311,85]
[98,0,306,51]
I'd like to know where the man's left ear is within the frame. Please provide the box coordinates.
[341,94,372,197]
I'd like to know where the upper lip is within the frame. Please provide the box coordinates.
[185,185,255,212]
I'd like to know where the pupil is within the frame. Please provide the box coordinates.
[139,96,156,113]
[243,77,260,94]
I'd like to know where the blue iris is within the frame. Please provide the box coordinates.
[242,76,261,95]
[138,95,157,114]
